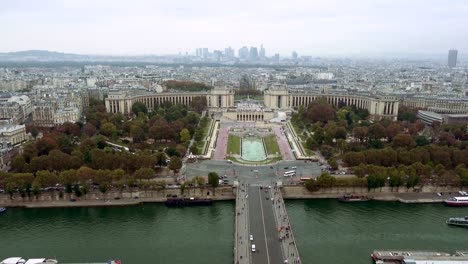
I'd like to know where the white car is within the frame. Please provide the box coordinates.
[251,244,256,252]
[249,235,253,241]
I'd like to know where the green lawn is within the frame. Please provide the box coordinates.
[227,134,241,155]
[196,118,212,154]
[290,121,306,142]
[264,135,280,156]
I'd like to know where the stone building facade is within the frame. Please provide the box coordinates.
[105,86,400,121]
[264,88,399,120]
[105,87,235,115]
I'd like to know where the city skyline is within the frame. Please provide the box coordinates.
[0,0,467,56]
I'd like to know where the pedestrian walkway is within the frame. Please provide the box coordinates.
[273,127,294,161]
[235,183,250,264]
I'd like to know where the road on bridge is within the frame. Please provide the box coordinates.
[248,185,284,264]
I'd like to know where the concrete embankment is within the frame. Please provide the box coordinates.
[281,185,460,203]
[0,186,236,208]
[1,184,461,208]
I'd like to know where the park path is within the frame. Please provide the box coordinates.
[214,126,229,160]
[273,127,294,161]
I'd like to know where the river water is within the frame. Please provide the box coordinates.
[0,200,467,264]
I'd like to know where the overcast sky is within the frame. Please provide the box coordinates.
[0,0,467,56]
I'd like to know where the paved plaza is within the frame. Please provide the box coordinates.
[185,160,322,185]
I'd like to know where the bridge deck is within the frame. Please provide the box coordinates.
[235,183,301,264]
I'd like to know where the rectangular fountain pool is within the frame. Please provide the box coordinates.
[241,137,266,161]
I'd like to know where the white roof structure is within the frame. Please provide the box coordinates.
[1,257,25,264]
[24,259,46,264]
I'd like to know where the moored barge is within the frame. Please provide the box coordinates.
[371,250,468,263]
[165,197,213,207]
[338,194,370,202]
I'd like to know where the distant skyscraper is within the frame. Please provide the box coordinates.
[259,45,266,59]
[224,47,234,59]
[273,53,280,63]
[202,48,209,59]
[292,51,298,60]
[249,47,258,60]
[448,49,458,68]
[238,46,249,60]
[196,48,203,58]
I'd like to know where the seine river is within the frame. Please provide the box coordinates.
[1,200,467,264]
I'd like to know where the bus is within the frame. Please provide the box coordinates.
[300,177,311,183]
[283,170,296,177]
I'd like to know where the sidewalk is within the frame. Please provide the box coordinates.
[270,185,301,264]
[234,183,250,264]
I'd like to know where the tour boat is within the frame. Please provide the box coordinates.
[445,196,468,206]
[446,216,468,227]
[165,197,213,207]
[0,207,6,214]
[338,194,370,202]
[0,257,58,264]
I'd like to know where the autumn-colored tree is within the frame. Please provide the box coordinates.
[368,123,385,140]
[35,136,59,155]
[352,126,368,142]
[385,123,401,141]
[306,101,336,124]
[343,152,366,167]
[392,133,416,148]
[82,123,97,137]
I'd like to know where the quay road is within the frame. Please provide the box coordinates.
[235,183,301,264]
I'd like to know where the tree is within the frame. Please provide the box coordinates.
[317,172,336,188]
[392,133,416,148]
[168,156,182,174]
[415,136,430,147]
[388,168,404,190]
[189,96,207,112]
[83,123,97,137]
[11,156,26,172]
[385,123,401,141]
[155,152,167,167]
[367,173,386,191]
[180,128,191,143]
[368,124,385,140]
[132,102,148,115]
[208,172,219,188]
[30,127,39,139]
[306,101,336,124]
[130,124,146,143]
[73,184,82,197]
[100,122,117,137]
[306,137,319,150]
[343,152,366,167]
[398,106,418,122]
[352,126,368,142]
[305,178,320,192]
[134,168,154,182]
[35,136,59,155]
[22,144,38,163]
[328,158,338,171]
[193,176,206,186]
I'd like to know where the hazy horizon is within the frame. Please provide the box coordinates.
[1,0,467,57]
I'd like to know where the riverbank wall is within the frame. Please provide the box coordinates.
[281,185,462,203]
[0,186,236,208]
[0,184,462,208]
